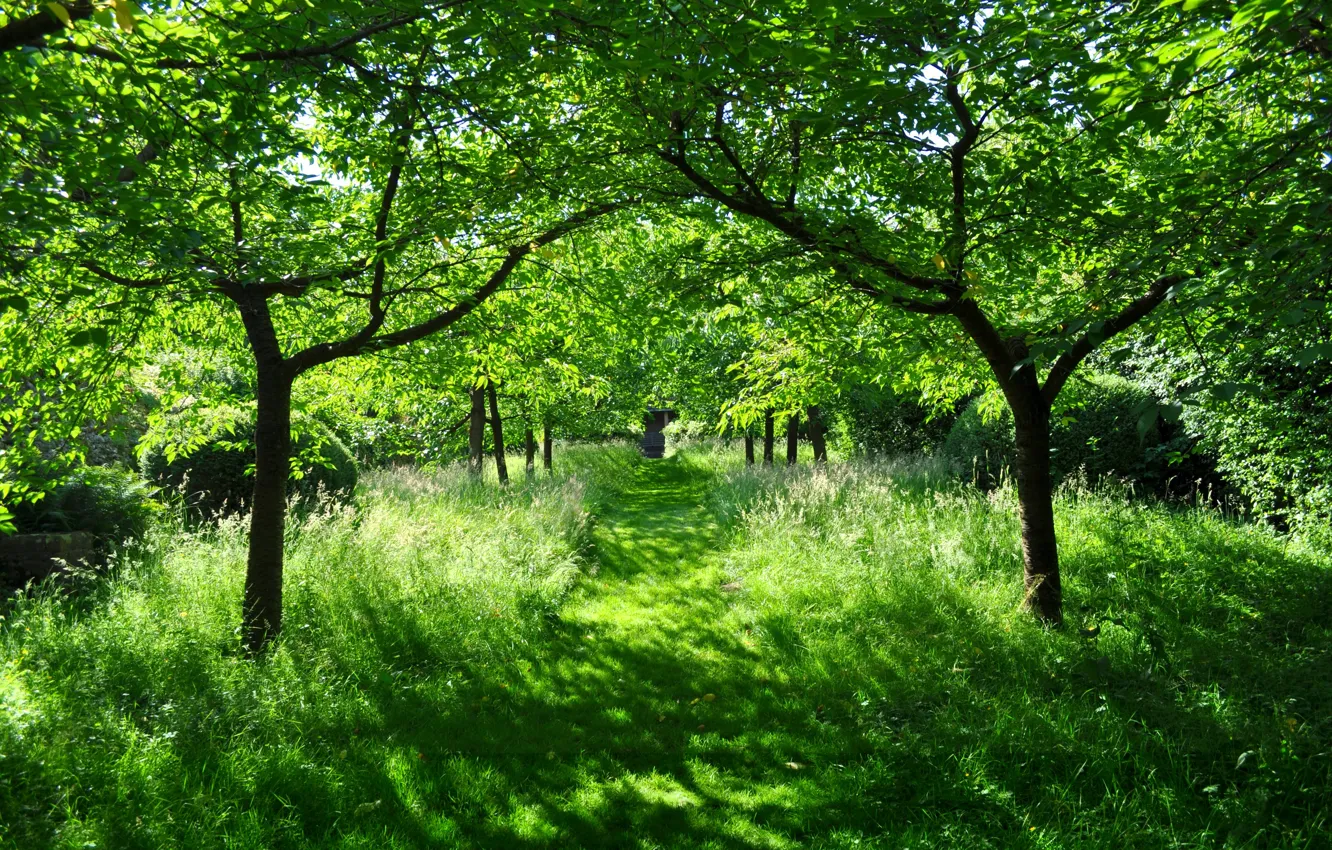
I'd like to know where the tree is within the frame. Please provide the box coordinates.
[487,380,509,485]
[6,2,629,651]
[564,0,1330,622]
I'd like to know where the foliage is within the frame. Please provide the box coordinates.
[835,386,960,458]
[139,407,357,518]
[0,293,152,523]
[1126,313,1332,542]
[1198,366,1332,544]
[943,374,1163,489]
[7,466,159,545]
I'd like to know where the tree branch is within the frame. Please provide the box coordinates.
[1041,273,1185,404]
[0,1,91,54]
[944,73,981,273]
[286,202,626,374]
[951,298,1021,396]
[80,262,170,289]
[46,11,431,68]
[328,124,414,351]
[659,114,952,294]
[1038,273,1188,405]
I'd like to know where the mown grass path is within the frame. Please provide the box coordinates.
[413,454,874,849]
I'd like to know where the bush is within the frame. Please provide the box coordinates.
[8,466,160,545]
[140,406,357,518]
[943,373,1163,489]
[836,386,959,457]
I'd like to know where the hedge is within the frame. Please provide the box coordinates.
[140,406,357,518]
[943,373,1164,489]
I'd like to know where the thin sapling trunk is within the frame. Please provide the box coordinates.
[468,385,485,477]
[762,409,775,466]
[786,412,799,466]
[807,405,827,463]
[488,382,508,485]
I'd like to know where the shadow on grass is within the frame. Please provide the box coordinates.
[330,457,1332,848]
[5,452,1330,849]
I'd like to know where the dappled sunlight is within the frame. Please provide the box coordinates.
[2,446,1329,847]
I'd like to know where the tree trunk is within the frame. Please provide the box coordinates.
[525,427,536,477]
[786,413,799,466]
[762,409,775,467]
[488,382,508,485]
[1012,399,1063,623]
[241,365,293,655]
[744,432,755,466]
[542,422,552,472]
[807,405,827,463]
[469,385,486,476]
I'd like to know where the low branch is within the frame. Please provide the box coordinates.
[838,263,959,316]
[1041,273,1186,404]
[81,262,170,289]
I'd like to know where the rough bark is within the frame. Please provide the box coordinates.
[542,423,552,472]
[807,405,827,463]
[762,409,775,467]
[488,382,508,485]
[744,432,755,466]
[786,413,799,466]
[525,427,536,477]
[948,302,1066,624]
[241,362,293,655]
[1012,399,1062,623]
[468,385,485,477]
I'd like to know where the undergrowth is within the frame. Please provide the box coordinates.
[0,444,635,849]
[705,456,1332,848]
[2,443,1329,849]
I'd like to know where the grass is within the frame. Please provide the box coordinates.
[2,442,1330,848]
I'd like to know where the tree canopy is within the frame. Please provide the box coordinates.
[2,0,1329,637]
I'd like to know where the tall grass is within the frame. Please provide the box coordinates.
[3,441,1329,848]
[703,454,1332,847]
[1,445,636,849]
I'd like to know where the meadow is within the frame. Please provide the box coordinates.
[2,443,1329,849]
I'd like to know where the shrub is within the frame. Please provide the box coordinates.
[836,386,959,457]
[140,406,357,518]
[1193,361,1332,540]
[943,373,1162,489]
[8,466,160,545]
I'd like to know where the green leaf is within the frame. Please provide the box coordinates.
[45,3,73,26]
[1294,343,1332,367]
[68,327,109,347]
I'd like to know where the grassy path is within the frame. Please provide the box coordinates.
[419,453,867,849]
[13,450,1328,847]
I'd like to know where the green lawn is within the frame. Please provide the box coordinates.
[3,445,1330,848]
